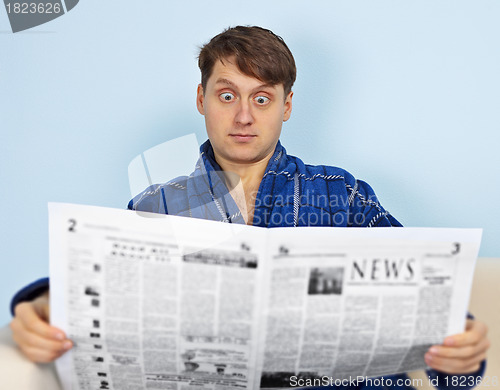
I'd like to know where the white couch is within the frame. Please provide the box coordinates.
[1,258,498,390]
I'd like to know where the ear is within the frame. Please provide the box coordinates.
[282,91,293,122]
[196,84,205,115]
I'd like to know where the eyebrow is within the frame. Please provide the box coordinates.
[214,78,274,91]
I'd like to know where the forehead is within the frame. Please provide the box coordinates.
[207,58,284,93]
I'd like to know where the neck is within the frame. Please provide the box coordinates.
[213,149,275,225]
[214,152,273,195]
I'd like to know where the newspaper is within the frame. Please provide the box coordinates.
[49,203,482,390]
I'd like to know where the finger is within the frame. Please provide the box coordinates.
[443,320,488,347]
[15,302,65,340]
[11,322,72,353]
[20,344,68,363]
[425,356,485,375]
[428,337,491,359]
[425,350,487,374]
[11,319,73,364]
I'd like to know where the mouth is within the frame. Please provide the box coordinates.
[229,134,257,142]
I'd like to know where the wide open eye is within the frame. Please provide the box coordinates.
[254,95,270,105]
[220,92,235,102]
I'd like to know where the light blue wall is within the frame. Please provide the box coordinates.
[1,0,499,325]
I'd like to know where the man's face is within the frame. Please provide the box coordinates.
[196,58,293,168]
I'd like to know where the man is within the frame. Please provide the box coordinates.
[9,26,489,389]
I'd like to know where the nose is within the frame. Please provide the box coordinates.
[234,100,255,126]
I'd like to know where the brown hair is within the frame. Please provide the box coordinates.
[198,26,296,96]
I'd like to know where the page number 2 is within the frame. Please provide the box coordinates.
[68,219,77,232]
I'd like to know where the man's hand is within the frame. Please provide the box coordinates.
[9,291,73,363]
[425,319,490,374]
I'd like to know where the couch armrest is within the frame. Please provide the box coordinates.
[0,324,62,390]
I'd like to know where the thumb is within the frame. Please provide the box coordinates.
[33,292,51,322]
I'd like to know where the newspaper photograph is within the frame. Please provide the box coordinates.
[49,203,482,390]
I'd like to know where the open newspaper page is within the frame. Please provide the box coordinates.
[50,203,482,390]
[256,227,482,389]
[50,203,266,390]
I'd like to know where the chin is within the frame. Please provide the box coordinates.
[226,150,261,164]
[230,155,259,164]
